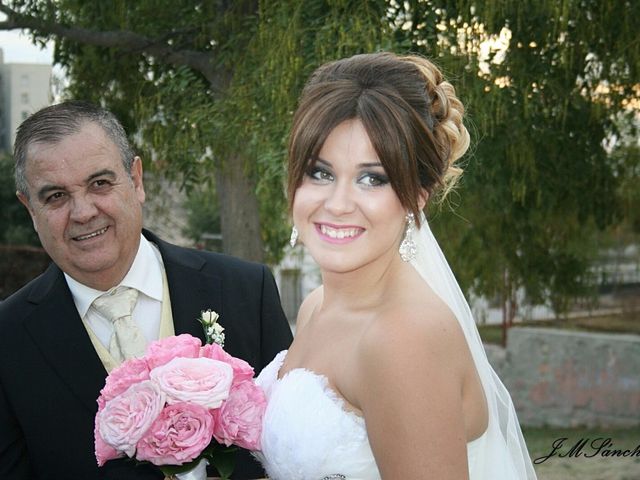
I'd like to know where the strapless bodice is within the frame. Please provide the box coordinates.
[254,351,487,480]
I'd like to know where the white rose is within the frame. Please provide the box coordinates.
[200,309,219,325]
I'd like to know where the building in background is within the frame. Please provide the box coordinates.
[0,48,52,152]
[273,247,320,329]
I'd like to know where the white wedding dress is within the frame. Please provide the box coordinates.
[254,216,537,479]
[255,350,496,480]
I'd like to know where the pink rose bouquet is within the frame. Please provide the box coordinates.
[95,312,266,480]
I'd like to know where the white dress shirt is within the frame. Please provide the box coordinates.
[65,234,164,350]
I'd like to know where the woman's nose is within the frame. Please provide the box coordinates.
[323,181,356,216]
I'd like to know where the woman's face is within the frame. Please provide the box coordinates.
[292,119,407,274]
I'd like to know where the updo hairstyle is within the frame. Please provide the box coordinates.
[287,51,470,225]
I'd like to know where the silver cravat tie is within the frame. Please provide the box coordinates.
[92,286,146,363]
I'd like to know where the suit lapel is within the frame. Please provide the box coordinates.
[144,231,222,344]
[22,264,107,413]
[19,232,223,415]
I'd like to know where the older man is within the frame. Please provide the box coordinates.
[0,101,292,479]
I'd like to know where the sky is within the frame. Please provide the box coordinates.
[0,29,54,64]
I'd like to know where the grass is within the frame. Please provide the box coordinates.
[477,324,504,344]
[478,312,640,345]
[522,427,640,480]
[477,308,640,478]
[522,426,640,461]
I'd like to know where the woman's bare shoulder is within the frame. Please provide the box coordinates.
[295,286,323,332]
[353,295,471,478]
[359,293,465,366]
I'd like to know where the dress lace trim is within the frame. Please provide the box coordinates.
[277,364,365,425]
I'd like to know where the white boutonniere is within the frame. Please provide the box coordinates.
[198,309,225,347]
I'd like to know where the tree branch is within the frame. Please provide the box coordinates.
[0,3,222,88]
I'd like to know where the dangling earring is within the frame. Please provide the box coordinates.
[289,226,299,248]
[399,213,416,262]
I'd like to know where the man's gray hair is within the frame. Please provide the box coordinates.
[14,101,136,198]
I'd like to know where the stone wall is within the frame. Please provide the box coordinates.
[485,327,640,428]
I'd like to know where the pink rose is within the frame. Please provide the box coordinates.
[98,380,165,457]
[212,380,266,450]
[145,334,202,370]
[200,343,255,384]
[150,357,233,409]
[136,403,214,465]
[94,414,123,466]
[97,358,150,410]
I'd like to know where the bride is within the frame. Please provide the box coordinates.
[254,52,537,479]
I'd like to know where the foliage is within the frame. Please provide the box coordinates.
[0,154,39,246]
[0,245,50,298]
[1,0,396,263]
[395,0,639,318]
[237,0,395,260]
[609,111,640,232]
[1,0,638,317]
[182,184,221,250]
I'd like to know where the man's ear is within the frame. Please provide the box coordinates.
[16,191,37,232]
[130,156,146,204]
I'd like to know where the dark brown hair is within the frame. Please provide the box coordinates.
[287,52,469,224]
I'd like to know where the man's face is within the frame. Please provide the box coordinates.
[18,122,146,291]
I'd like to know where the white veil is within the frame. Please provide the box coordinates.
[410,212,537,479]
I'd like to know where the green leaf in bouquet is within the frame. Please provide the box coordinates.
[204,446,237,480]
[158,457,204,476]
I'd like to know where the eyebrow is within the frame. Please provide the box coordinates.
[36,169,117,202]
[315,158,383,169]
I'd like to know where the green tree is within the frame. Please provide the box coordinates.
[1,0,637,332]
[394,0,639,336]
[0,0,393,263]
[182,184,221,250]
[0,154,39,245]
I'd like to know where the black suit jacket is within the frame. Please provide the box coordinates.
[0,230,293,480]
